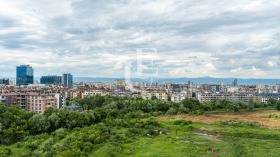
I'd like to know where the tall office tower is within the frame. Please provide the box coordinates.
[40,75,62,85]
[62,73,73,88]
[232,79,238,87]
[16,65,34,86]
[0,78,9,85]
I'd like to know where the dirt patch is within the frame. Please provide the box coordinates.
[194,132,221,141]
[158,110,280,129]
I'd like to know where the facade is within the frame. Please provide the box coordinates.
[16,65,34,86]
[27,93,57,113]
[55,93,65,108]
[0,92,58,113]
[259,93,280,103]
[65,105,83,112]
[40,75,62,85]
[196,92,260,103]
[141,90,168,101]
[0,78,9,85]
[82,89,112,98]
[232,79,238,87]
[62,73,73,88]
[256,84,279,94]
[171,91,191,103]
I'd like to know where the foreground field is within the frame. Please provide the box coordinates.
[1,110,280,157]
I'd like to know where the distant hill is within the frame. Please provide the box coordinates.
[74,77,280,85]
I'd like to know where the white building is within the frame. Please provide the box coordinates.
[171,91,191,103]
[82,90,112,98]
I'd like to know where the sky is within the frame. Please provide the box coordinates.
[0,0,280,79]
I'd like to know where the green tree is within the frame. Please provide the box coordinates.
[247,96,254,111]
[28,114,50,134]
[0,102,6,114]
[151,96,158,100]
[166,107,176,115]
[275,100,280,111]
[178,104,188,113]
[48,113,61,131]
[233,102,239,112]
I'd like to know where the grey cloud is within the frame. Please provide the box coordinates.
[1,0,280,78]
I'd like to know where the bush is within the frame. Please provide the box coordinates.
[126,128,141,137]
[166,107,177,115]
[25,140,40,150]
[173,120,192,126]
[189,110,204,115]
[0,148,11,156]
[145,119,161,128]
[268,114,278,118]
[147,129,158,136]
[40,138,55,152]
[219,120,261,127]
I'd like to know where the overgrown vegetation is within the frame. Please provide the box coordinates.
[0,96,280,156]
[219,120,261,127]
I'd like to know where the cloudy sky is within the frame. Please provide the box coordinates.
[0,0,280,79]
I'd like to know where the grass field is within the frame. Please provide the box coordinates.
[1,110,280,157]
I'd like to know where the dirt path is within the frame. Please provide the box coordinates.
[158,110,280,129]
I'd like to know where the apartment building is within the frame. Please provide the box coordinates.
[82,89,112,98]
[171,91,191,103]
[0,92,58,113]
[196,92,260,103]
[141,90,168,101]
[259,93,280,103]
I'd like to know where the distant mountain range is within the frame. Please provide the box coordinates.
[73,77,280,85]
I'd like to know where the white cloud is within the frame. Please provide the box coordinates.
[249,66,266,76]
[203,63,216,74]
[168,69,185,75]
[0,0,280,78]
[230,67,243,73]
[267,60,277,67]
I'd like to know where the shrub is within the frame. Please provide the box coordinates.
[145,119,161,128]
[173,120,192,126]
[0,148,11,156]
[268,114,278,118]
[25,140,39,150]
[219,120,261,127]
[166,107,177,115]
[189,110,204,115]
[147,129,158,136]
[126,128,141,137]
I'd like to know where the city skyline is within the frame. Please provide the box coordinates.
[1,0,280,78]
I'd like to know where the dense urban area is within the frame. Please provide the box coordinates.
[1,65,280,113]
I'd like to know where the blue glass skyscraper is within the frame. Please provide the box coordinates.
[40,75,62,85]
[16,65,34,86]
[62,73,73,88]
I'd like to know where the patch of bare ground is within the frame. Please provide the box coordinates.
[194,132,221,141]
[158,110,280,129]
